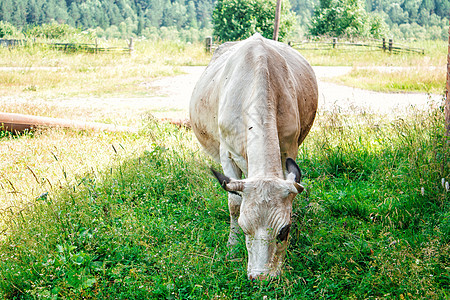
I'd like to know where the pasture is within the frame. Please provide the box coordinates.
[0,40,449,299]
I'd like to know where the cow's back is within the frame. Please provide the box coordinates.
[189,34,318,168]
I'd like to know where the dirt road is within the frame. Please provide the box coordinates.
[150,66,442,121]
[0,65,442,128]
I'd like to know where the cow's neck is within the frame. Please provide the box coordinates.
[246,90,282,179]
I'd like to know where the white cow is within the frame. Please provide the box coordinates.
[190,33,318,280]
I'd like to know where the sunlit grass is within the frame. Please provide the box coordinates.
[299,40,446,67]
[330,67,446,94]
[0,40,211,101]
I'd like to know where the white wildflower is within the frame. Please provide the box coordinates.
[446,181,449,192]
[421,187,425,196]
[442,178,446,188]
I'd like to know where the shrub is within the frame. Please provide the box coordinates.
[25,22,80,39]
[0,21,18,38]
[212,0,296,41]
[309,0,389,38]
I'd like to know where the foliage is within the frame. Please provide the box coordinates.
[25,22,82,39]
[212,0,297,41]
[0,105,449,298]
[309,0,389,38]
[0,0,448,41]
[0,0,213,34]
[0,21,18,38]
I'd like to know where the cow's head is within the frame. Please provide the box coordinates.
[212,158,304,280]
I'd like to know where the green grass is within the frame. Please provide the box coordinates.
[0,37,449,298]
[1,105,449,299]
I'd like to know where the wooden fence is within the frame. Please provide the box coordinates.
[289,38,425,54]
[0,38,133,54]
[0,39,27,47]
[204,37,425,55]
[205,36,218,53]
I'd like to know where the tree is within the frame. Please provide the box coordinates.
[0,21,17,38]
[309,0,387,38]
[0,0,13,23]
[213,0,296,41]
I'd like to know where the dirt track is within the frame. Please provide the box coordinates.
[0,66,442,128]
[150,66,442,120]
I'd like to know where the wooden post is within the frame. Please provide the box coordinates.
[273,0,282,41]
[388,38,393,53]
[205,36,212,53]
[446,18,450,136]
[95,38,98,54]
[332,37,337,48]
[382,38,386,52]
[128,37,134,55]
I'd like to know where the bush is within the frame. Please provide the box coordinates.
[25,22,80,39]
[309,0,389,38]
[0,21,18,38]
[212,0,296,41]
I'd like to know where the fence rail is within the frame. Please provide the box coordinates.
[289,38,425,54]
[0,39,27,47]
[0,38,133,54]
[204,37,425,55]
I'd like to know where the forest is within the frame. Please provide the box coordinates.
[0,0,449,42]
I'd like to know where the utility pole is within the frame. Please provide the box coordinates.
[273,0,282,41]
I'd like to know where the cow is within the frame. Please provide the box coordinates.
[189,33,318,280]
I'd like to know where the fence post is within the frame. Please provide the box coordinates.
[388,38,393,53]
[382,38,386,52]
[446,19,450,136]
[128,37,134,55]
[332,37,337,48]
[205,36,212,53]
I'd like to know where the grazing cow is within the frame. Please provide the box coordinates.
[189,33,318,280]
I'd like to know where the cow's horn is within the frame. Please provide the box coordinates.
[294,182,304,193]
[211,168,245,192]
[226,180,245,192]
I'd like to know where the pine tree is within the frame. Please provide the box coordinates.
[0,0,13,23]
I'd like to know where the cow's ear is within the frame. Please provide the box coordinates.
[286,158,302,183]
[211,168,245,192]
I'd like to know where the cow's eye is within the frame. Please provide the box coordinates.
[276,224,291,242]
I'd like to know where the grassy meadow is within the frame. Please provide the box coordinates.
[0,40,449,299]
[300,40,447,94]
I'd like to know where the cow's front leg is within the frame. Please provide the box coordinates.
[227,192,242,247]
[220,148,244,252]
